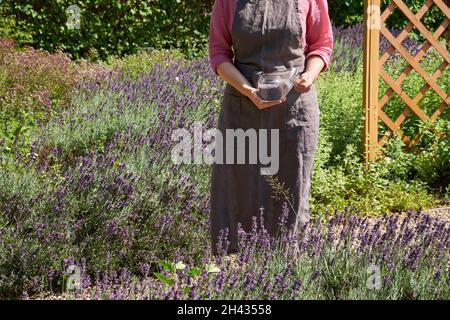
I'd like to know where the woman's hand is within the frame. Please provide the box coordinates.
[294,71,315,93]
[294,56,325,93]
[216,62,286,110]
[245,87,286,110]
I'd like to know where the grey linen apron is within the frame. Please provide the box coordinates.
[210,0,320,255]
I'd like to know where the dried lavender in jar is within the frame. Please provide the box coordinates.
[258,83,283,101]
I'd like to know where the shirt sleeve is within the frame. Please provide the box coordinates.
[305,0,334,72]
[208,0,234,75]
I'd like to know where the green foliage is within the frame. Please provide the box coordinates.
[0,5,33,43]
[329,0,447,37]
[107,48,187,77]
[309,47,449,215]
[315,68,364,161]
[378,120,450,194]
[311,139,435,217]
[0,0,211,60]
[0,108,37,159]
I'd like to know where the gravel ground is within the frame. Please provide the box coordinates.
[421,206,450,224]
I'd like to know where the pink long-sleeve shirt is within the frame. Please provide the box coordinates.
[208,0,333,75]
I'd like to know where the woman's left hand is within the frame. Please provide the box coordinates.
[294,71,315,93]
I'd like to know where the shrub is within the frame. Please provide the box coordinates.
[0,0,212,60]
[0,38,111,160]
[378,120,450,195]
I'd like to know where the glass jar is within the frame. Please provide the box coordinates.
[257,74,283,101]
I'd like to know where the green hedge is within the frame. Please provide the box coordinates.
[0,0,446,60]
[0,0,213,60]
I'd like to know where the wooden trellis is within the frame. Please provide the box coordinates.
[363,0,450,162]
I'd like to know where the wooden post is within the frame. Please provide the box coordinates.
[363,0,381,162]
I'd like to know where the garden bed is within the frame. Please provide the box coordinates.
[0,23,449,299]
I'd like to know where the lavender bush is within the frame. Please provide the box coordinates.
[27,208,449,300]
[330,23,420,73]
[0,57,223,296]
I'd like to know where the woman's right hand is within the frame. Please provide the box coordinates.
[245,87,286,110]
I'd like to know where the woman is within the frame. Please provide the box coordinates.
[208,0,333,255]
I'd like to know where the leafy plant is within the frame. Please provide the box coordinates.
[0,0,212,60]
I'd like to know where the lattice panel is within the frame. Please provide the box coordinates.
[363,0,450,161]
